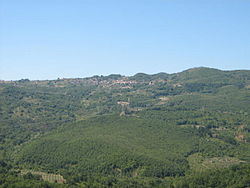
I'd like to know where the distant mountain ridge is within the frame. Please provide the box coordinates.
[1,67,249,82]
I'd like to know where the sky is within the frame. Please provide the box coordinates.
[0,0,250,80]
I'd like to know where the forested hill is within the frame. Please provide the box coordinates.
[0,67,250,187]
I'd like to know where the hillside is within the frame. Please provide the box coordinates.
[0,67,250,187]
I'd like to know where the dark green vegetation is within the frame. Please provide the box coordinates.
[0,67,250,187]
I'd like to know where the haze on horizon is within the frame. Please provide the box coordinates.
[0,0,250,80]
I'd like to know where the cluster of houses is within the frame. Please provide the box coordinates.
[1,76,176,90]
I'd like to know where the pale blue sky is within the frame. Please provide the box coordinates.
[0,0,249,80]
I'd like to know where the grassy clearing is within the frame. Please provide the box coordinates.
[188,153,244,172]
[21,170,66,183]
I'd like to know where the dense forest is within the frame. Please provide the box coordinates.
[0,67,250,187]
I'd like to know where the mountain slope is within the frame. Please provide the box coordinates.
[0,67,250,187]
[16,114,198,177]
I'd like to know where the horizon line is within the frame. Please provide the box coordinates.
[1,66,250,82]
